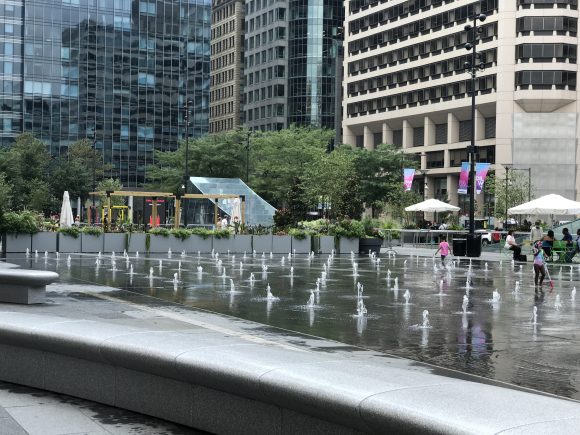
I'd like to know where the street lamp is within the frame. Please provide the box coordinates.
[463,5,487,254]
[183,100,193,226]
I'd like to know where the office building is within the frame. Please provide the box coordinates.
[243,0,344,132]
[209,0,245,133]
[0,0,211,187]
[342,0,579,216]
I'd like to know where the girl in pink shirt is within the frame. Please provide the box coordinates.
[435,236,451,265]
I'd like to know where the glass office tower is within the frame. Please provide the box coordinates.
[0,0,210,186]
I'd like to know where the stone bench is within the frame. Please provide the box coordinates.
[0,269,59,304]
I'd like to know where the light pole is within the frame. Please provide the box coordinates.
[183,100,193,226]
[463,4,487,254]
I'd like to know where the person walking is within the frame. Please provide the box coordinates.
[434,236,451,266]
[530,221,543,243]
[532,240,546,287]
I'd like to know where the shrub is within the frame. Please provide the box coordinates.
[170,228,191,241]
[331,220,365,239]
[190,227,213,239]
[58,227,81,238]
[82,226,103,236]
[288,228,308,240]
[0,210,41,234]
[213,229,231,239]
[149,227,170,237]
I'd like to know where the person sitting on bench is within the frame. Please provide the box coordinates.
[562,228,575,263]
[505,230,521,260]
[542,230,554,260]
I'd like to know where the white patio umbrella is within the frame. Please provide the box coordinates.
[405,198,460,213]
[59,191,74,228]
[508,194,580,215]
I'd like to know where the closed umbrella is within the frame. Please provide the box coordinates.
[59,191,74,228]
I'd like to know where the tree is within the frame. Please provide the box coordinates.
[250,126,332,208]
[97,179,124,207]
[0,173,12,217]
[0,133,52,212]
[146,130,248,192]
[487,171,534,222]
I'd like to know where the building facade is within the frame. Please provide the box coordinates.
[243,0,344,132]
[0,0,211,187]
[209,0,244,133]
[342,0,580,217]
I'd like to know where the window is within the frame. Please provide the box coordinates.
[484,117,496,138]
[139,1,156,14]
[435,123,448,144]
[413,127,424,147]
[458,120,472,142]
[138,72,155,87]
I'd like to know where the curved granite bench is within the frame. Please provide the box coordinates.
[0,269,58,304]
[0,312,579,434]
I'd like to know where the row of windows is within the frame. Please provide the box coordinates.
[247,8,286,31]
[210,84,236,103]
[245,46,285,68]
[246,103,285,121]
[246,0,283,15]
[348,14,497,55]
[211,68,235,86]
[350,0,451,33]
[211,36,236,55]
[350,0,448,16]
[347,75,496,117]
[515,70,576,89]
[516,43,577,62]
[245,27,286,50]
[246,65,285,86]
[348,23,498,73]
[211,52,238,71]
[518,0,578,8]
[347,49,496,96]
[211,18,236,40]
[209,100,235,117]
[407,118,495,147]
[246,84,285,103]
[210,117,237,134]
[449,146,495,166]
[349,0,497,36]
[212,2,237,23]
[516,16,577,35]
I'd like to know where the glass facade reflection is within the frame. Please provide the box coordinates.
[287,0,343,129]
[0,0,210,186]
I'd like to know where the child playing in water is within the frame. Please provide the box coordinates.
[532,240,546,287]
[434,236,451,265]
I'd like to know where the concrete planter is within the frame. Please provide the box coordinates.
[3,233,32,254]
[127,233,146,253]
[213,235,251,253]
[57,234,81,253]
[32,232,58,253]
[272,235,291,254]
[291,236,311,254]
[319,236,335,254]
[338,237,359,255]
[81,234,104,253]
[359,237,383,255]
[104,233,127,254]
[147,235,173,254]
[185,235,213,254]
[252,235,273,254]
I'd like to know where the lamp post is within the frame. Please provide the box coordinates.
[463,6,487,238]
[183,100,193,226]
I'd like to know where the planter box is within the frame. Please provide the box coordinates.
[81,234,104,253]
[213,235,251,253]
[127,233,146,253]
[319,236,335,254]
[252,235,273,254]
[338,237,359,255]
[185,235,213,253]
[32,232,58,253]
[57,234,81,253]
[148,235,174,254]
[3,234,32,254]
[272,235,291,254]
[359,237,382,255]
[104,233,127,254]
[291,236,311,254]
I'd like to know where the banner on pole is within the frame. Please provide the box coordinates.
[475,162,491,194]
[403,168,415,192]
[458,162,469,194]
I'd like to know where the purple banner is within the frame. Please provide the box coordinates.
[458,162,469,194]
[403,168,415,192]
[475,162,491,194]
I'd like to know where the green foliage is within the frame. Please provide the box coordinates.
[330,220,365,239]
[189,227,214,239]
[273,209,291,228]
[97,179,124,206]
[213,229,231,239]
[0,173,12,218]
[0,210,41,234]
[58,227,81,238]
[82,226,103,236]
[148,227,170,237]
[487,171,534,222]
[170,228,191,240]
[288,228,308,240]
[297,219,332,235]
[361,217,384,238]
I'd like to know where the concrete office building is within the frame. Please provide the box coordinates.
[0,0,211,186]
[342,0,580,217]
[243,0,344,132]
[209,0,245,133]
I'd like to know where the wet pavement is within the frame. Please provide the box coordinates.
[0,381,205,434]
[5,250,580,401]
